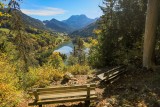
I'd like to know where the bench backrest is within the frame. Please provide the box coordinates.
[28,84,96,102]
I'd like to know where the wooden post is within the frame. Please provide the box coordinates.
[39,105,42,107]
[85,85,90,107]
[33,89,39,102]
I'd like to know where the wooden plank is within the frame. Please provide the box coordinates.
[97,73,106,80]
[37,87,95,95]
[40,94,96,101]
[29,84,96,95]
[29,88,96,96]
[97,66,125,80]
[107,71,125,81]
[28,96,97,106]
[37,84,96,91]
[36,85,87,92]
[37,88,87,95]
[39,91,96,100]
[105,66,123,73]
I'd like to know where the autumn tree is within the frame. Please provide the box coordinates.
[0,0,33,72]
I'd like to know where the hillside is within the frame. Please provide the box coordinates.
[43,18,73,33]
[0,9,48,31]
[17,10,48,30]
[71,21,98,37]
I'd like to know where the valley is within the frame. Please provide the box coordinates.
[1,0,160,107]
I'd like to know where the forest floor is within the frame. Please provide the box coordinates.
[96,67,160,107]
[19,67,160,107]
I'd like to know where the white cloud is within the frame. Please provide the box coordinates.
[21,7,66,16]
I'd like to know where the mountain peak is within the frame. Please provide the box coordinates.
[67,14,89,20]
[62,14,95,31]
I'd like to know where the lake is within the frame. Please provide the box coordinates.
[54,41,90,57]
[54,41,74,56]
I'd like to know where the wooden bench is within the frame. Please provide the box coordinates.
[28,84,97,107]
[97,66,126,83]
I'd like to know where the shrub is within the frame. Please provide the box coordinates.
[67,64,93,75]
[0,54,22,107]
[23,65,64,89]
[0,83,22,107]
[67,55,78,66]
[48,52,64,68]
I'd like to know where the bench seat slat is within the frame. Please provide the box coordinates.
[39,91,96,100]
[28,85,96,95]
[32,84,96,92]
[36,87,95,95]
[28,95,97,106]
[40,94,96,101]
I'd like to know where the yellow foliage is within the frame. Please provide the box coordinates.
[0,12,3,16]
[0,55,22,107]
[93,29,102,35]
[48,52,64,68]
[0,83,22,107]
[0,2,11,17]
[67,64,93,75]
[24,65,64,89]
[53,51,60,56]
[91,39,98,46]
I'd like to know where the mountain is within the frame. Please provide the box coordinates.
[1,9,98,35]
[70,20,99,37]
[43,19,73,33]
[62,14,96,31]
[43,15,97,33]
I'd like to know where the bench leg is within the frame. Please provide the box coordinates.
[85,100,90,107]
[39,105,42,107]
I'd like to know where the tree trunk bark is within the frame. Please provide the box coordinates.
[143,0,159,69]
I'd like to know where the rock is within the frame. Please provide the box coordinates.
[71,77,78,81]
[87,75,93,79]
[64,72,74,80]
[61,72,75,85]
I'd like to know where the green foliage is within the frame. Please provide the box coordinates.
[48,52,64,69]
[67,55,78,65]
[21,65,64,89]
[90,0,147,67]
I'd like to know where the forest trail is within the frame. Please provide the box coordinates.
[18,67,160,107]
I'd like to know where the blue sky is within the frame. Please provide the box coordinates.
[20,0,103,21]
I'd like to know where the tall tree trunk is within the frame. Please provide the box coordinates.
[143,0,159,69]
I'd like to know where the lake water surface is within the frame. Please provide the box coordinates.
[54,41,89,56]
[54,41,74,56]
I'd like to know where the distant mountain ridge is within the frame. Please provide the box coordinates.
[71,21,98,37]
[43,14,97,33]
[43,19,73,33]
[1,10,98,37]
